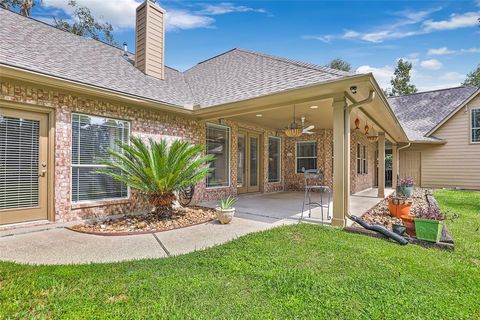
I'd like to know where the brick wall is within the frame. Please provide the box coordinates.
[1,79,378,222]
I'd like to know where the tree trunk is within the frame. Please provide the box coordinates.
[148,192,177,213]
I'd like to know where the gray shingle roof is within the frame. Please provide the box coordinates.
[388,86,479,141]
[0,9,355,108]
[185,48,355,107]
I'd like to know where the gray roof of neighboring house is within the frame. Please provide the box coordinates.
[388,86,479,141]
[0,9,355,108]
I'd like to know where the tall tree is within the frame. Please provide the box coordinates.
[326,58,352,72]
[54,1,116,46]
[462,64,480,87]
[389,59,417,96]
[1,0,39,16]
[1,0,116,46]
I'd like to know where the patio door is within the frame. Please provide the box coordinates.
[0,107,49,225]
[237,130,261,193]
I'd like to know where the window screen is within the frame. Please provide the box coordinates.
[71,114,129,202]
[296,141,317,173]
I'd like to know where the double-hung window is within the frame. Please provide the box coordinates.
[472,108,480,143]
[296,141,317,173]
[268,137,281,182]
[362,145,368,174]
[356,143,361,174]
[71,114,129,203]
[206,124,230,188]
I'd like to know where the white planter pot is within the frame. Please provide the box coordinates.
[216,207,235,224]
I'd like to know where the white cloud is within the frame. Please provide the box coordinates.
[461,47,480,53]
[197,3,268,15]
[427,47,455,55]
[301,35,333,43]
[43,0,140,28]
[440,72,466,82]
[356,65,394,89]
[306,8,479,43]
[423,12,480,31]
[398,53,420,65]
[42,0,265,32]
[166,10,214,30]
[420,59,443,70]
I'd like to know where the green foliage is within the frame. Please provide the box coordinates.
[53,0,117,46]
[389,59,418,96]
[462,64,480,87]
[326,58,352,72]
[219,195,238,210]
[0,0,39,16]
[99,136,213,202]
[1,191,479,318]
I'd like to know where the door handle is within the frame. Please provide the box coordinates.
[39,161,47,177]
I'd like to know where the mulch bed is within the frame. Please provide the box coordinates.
[69,206,217,236]
[359,188,431,231]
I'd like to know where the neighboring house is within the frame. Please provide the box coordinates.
[0,1,412,228]
[389,87,480,190]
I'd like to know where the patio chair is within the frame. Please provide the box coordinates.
[300,169,331,223]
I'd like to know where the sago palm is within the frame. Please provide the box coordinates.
[99,136,213,211]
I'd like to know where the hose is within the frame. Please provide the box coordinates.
[347,214,409,245]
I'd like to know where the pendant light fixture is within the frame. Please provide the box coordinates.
[284,105,303,137]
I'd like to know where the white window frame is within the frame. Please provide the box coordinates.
[295,141,317,173]
[471,107,480,144]
[268,136,282,183]
[71,113,130,204]
[356,143,361,175]
[362,145,368,175]
[206,123,231,189]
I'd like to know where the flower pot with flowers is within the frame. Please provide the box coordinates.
[397,176,414,198]
[413,206,446,242]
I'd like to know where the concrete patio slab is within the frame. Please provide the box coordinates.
[0,189,391,265]
[0,228,166,265]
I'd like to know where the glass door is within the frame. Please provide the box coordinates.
[237,130,261,193]
[0,108,49,225]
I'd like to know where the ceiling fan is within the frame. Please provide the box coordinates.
[284,105,315,137]
[301,116,315,135]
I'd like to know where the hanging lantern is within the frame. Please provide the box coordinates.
[284,105,303,137]
[364,123,370,136]
[354,118,360,130]
[367,135,379,142]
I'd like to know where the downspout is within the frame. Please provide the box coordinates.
[394,142,411,187]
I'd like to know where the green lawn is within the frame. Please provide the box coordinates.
[1,190,479,319]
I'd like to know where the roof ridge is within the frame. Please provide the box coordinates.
[235,48,356,77]
[388,85,477,99]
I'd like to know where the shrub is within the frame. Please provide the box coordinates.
[99,136,214,211]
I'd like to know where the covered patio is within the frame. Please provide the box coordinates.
[197,74,408,226]
[202,188,394,226]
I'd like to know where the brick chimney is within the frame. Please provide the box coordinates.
[135,0,166,80]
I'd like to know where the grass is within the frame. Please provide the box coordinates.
[1,190,479,319]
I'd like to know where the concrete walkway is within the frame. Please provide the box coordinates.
[0,189,391,265]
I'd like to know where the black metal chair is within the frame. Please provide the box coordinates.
[300,169,331,223]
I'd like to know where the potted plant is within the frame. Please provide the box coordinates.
[397,176,414,198]
[216,196,238,224]
[413,206,446,242]
[388,195,413,218]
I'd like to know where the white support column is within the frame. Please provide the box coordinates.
[377,132,386,198]
[332,95,349,227]
[392,143,398,189]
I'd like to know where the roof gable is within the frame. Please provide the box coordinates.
[388,86,479,141]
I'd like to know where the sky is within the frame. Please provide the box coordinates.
[30,0,480,91]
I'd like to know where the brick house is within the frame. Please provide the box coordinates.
[0,2,409,227]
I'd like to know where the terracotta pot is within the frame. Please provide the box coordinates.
[401,215,416,237]
[388,199,412,218]
[216,207,235,224]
